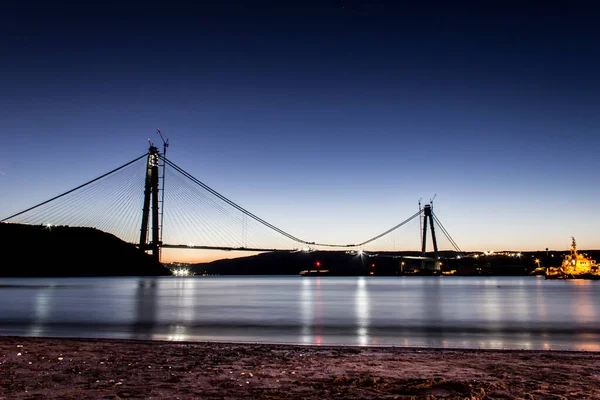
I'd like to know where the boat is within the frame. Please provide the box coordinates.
[545,237,600,279]
[299,260,330,276]
[299,269,330,276]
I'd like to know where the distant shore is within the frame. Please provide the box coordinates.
[1,336,599,399]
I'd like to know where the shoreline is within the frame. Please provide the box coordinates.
[2,336,599,399]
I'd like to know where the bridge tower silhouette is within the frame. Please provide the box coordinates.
[421,203,438,258]
[420,202,440,270]
[139,144,161,263]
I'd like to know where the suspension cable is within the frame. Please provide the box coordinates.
[432,212,463,254]
[163,157,313,244]
[1,154,148,222]
[355,209,423,247]
[163,156,422,248]
[432,213,459,251]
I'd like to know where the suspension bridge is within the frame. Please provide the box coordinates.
[1,139,462,266]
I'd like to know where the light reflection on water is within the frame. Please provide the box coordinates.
[355,277,370,346]
[1,276,599,350]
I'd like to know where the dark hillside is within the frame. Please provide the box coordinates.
[0,223,169,277]
[189,249,597,276]
[192,250,434,276]
[191,251,369,275]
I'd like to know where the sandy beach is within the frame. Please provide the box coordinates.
[1,337,599,399]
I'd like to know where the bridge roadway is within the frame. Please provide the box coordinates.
[160,244,288,252]
[158,244,440,260]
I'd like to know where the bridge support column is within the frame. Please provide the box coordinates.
[139,145,161,263]
[421,204,439,270]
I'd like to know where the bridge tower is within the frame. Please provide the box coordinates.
[421,203,439,270]
[139,144,161,263]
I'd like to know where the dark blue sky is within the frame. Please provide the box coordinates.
[2,1,599,258]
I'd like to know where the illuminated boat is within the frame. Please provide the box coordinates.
[546,237,600,279]
[299,261,329,276]
[299,269,330,276]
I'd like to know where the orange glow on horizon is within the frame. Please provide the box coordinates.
[160,248,267,264]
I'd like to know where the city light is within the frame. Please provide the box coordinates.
[172,268,191,276]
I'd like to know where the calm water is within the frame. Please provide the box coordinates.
[0,276,599,350]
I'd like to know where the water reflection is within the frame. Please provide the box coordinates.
[154,277,199,342]
[172,278,196,323]
[422,277,442,347]
[166,325,188,341]
[481,279,501,327]
[133,279,157,340]
[300,278,313,344]
[27,286,55,337]
[570,281,598,350]
[355,277,370,345]
[299,277,324,345]
[571,281,595,324]
[2,276,600,350]
[535,276,548,321]
[511,279,529,324]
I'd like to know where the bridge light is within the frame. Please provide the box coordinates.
[315,261,321,268]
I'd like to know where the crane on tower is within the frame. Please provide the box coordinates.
[156,128,169,258]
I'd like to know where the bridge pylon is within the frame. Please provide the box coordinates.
[139,144,161,263]
[421,203,440,270]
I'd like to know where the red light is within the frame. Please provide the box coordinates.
[371,263,375,268]
[316,261,321,267]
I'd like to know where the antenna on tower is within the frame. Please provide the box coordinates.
[156,128,169,156]
[430,193,437,205]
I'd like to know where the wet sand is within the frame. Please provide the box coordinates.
[1,336,599,399]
